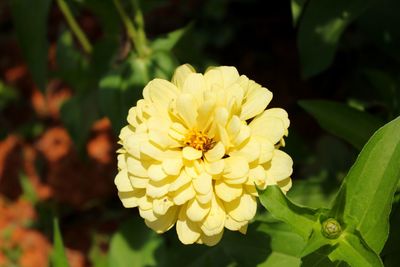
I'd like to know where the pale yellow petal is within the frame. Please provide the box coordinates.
[196,189,213,204]
[148,164,167,182]
[186,198,210,222]
[114,169,132,192]
[192,172,212,195]
[204,66,239,88]
[229,138,260,163]
[199,230,224,246]
[173,183,196,205]
[265,150,293,182]
[200,195,225,236]
[145,206,178,233]
[118,189,145,208]
[169,171,191,192]
[139,208,157,222]
[182,146,202,160]
[176,206,201,244]
[204,159,224,175]
[225,193,257,222]
[240,87,272,121]
[204,142,225,162]
[224,215,248,231]
[129,175,148,189]
[172,64,196,88]
[277,177,292,192]
[162,158,183,176]
[143,78,179,111]
[126,157,147,177]
[182,73,206,102]
[175,94,198,128]
[146,177,172,198]
[223,156,249,181]
[153,197,174,216]
[215,180,242,202]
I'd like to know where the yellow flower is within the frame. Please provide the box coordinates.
[115,64,293,246]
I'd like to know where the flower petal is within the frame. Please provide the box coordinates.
[118,189,145,208]
[265,150,293,182]
[200,195,225,236]
[145,206,178,233]
[186,198,210,222]
[225,193,257,222]
[204,142,225,162]
[172,64,196,88]
[175,94,198,128]
[115,169,132,192]
[240,87,272,121]
[182,146,203,161]
[173,183,196,205]
[192,172,212,195]
[215,180,242,202]
[162,158,183,176]
[223,156,249,181]
[176,206,201,244]
[199,230,224,246]
[153,197,174,216]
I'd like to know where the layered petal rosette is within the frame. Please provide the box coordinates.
[115,64,293,246]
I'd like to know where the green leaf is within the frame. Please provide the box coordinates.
[56,30,90,92]
[301,246,344,267]
[299,100,384,150]
[10,0,51,91]
[297,0,373,77]
[51,217,70,267]
[258,185,317,240]
[151,23,193,52]
[109,216,165,267]
[223,221,303,267]
[291,0,307,26]
[331,116,400,253]
[329,233,383,267]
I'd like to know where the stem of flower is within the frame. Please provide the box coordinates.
[56,0,93,54]
[131,0,150,56]
[113,0,150,57]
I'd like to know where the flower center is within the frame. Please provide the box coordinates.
[184,129,215,152]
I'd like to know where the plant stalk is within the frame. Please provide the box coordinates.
[56,0,93,54]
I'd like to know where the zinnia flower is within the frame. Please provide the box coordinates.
[115,64,293,246]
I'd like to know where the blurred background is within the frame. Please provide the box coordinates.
[0,0,399,266]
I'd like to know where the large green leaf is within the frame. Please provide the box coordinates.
[108,216,166,267]
[258,186,316,240]
[10,0,51,91]
[331,116,400,253]
[50,218,70,267]
[329,233,383,267]
[297,0,373,77]
[299,100,384,150]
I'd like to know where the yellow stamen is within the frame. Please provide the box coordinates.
[183,129,215,152]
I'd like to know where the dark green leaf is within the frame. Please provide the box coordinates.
[297,0,373,77]
[56,31,90,92]
[109,216,165,267]
[258,185,316,240]
[10,0,51,91]
[51,217,70,267]
[291,0,307,26]
[299,100,384,150]
[151,23,193,52]
[331,116,400,253]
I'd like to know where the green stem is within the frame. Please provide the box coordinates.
[131,0,149,55]
[56,0,93,54]
[113,0,149,57]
